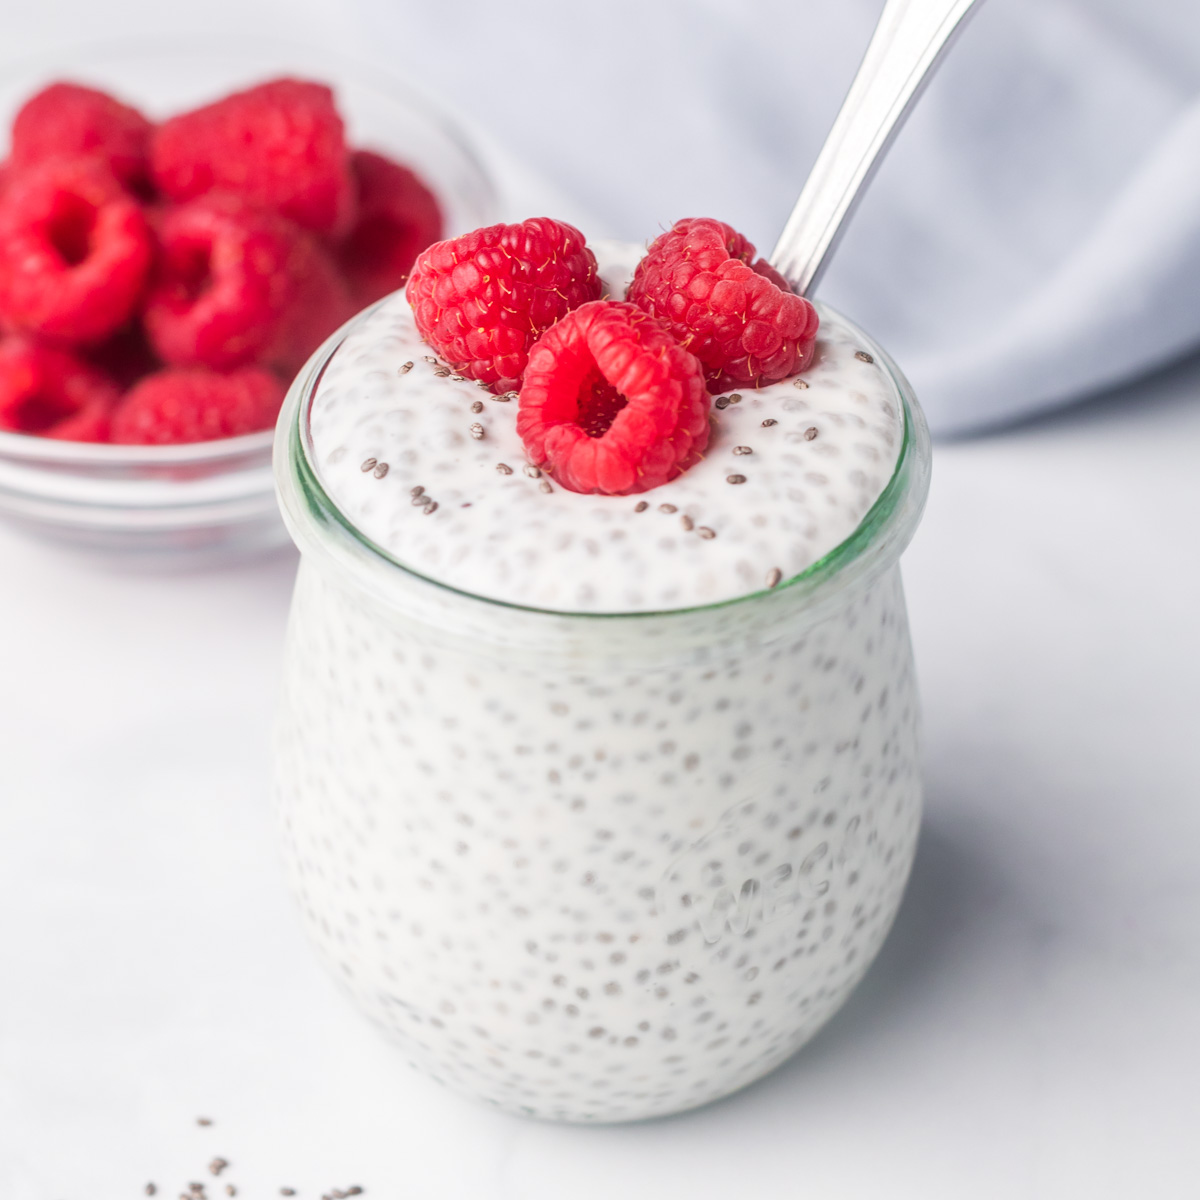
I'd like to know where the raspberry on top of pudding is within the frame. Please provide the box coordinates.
[307,218,903,613]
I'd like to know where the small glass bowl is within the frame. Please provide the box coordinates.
[0,38,498,564]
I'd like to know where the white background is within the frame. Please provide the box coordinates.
[3,1,1200,1196]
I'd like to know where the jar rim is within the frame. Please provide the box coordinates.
[274,301,932,628]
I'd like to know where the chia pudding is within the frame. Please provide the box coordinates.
[272,240,932,1122]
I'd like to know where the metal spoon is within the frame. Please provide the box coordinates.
[770,0,984,295]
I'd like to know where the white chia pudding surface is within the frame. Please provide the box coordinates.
[306,241,902,613]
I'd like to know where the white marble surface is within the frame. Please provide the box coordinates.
[2,350,1200,1197]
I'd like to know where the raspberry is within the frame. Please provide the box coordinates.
[626,217,819,392]
[143,193,352,374]
[407,217,601,393]
[0,336,119,441]
[110,366,284,444]
[0,158,153,345]
[338,150,441,307]
[338,150,443,306]
[151,78,355,237]
[10,82,153,189]
[516,300,710,495]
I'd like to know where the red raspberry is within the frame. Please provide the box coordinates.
[143,193,352,374]
[516,300,710,495]
[626,217,819,392]
[407,217,602,393]
[0,158,153,345]
[338,150,443,306]
[110,366,284,444]
[0,336,119,441]
[11,82,153,189]
[151,79,355,237]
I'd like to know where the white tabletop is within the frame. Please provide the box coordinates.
[2,348,1199,1198]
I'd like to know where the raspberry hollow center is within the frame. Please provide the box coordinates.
[577,367,628,438]
[46,194,97,267]
[170,239,215,304]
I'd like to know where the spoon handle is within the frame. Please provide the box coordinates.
[769,0,983,296]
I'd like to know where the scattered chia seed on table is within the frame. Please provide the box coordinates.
[136,1118,366,1200]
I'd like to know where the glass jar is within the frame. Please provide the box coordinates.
[272,308,932,1122]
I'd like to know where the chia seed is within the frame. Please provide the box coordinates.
[469,423,485,440]
[726,474,747,485]
[804,426,819,441]
[359,458,377,473]
[761,419,778,427]
[372,462,389,479]
[854,350,874,363]
[634,501,648,512]
[471,401,484,413]
[766,566,783,588]
[732,446,752,456]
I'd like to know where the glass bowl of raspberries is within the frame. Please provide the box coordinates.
[0,43,497,561]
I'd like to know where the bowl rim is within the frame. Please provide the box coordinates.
[0,426,275,465]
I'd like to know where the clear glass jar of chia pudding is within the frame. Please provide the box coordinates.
[272,287,931,1123]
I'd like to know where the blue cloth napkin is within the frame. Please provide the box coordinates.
[348,0,1200,436]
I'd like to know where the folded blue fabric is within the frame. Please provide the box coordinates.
[351,0,1200,436]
